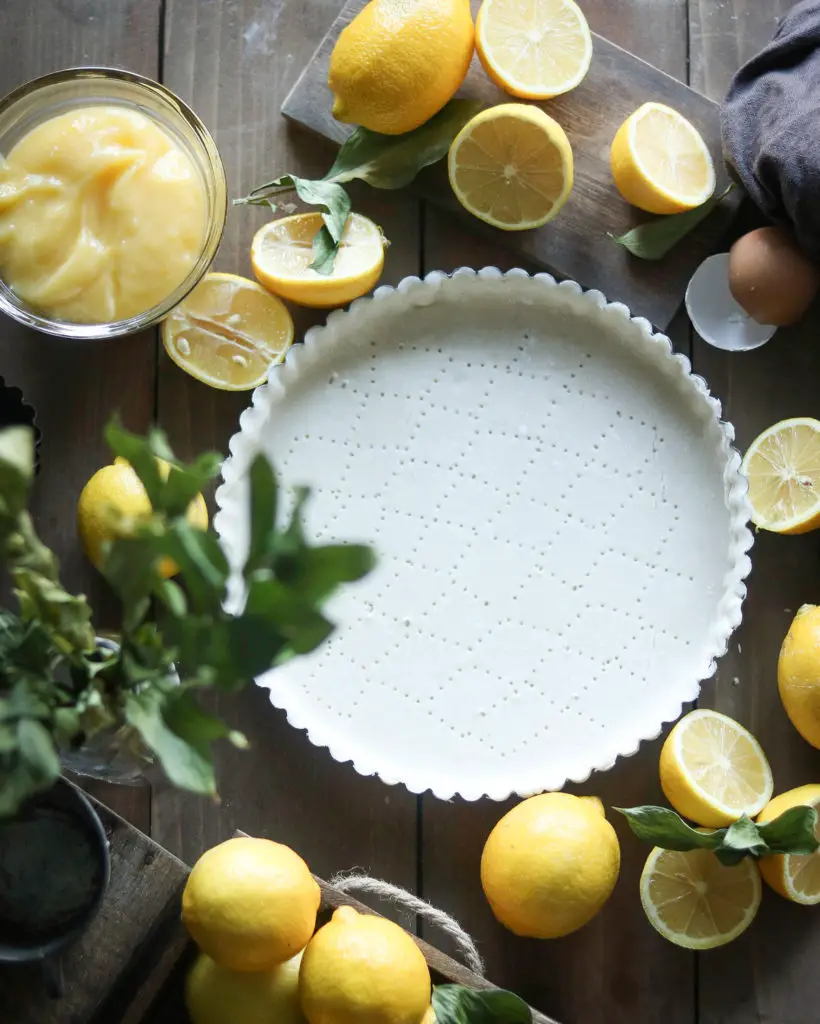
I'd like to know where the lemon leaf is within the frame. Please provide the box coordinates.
[617,804,820,861]
[610,183,735,260]
[757,806,820,856]
[324,98,483,190]
[616,805,723,851]
[432,984,532,1024]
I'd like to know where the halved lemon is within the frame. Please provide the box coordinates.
[741,417,820,534]
[447,103,573,231]
[162,273,294,391]
[659,710,773,827]
[476,0,592,99]
[251,212,385,308]
[757,785,820,904]
[610,102,716,215]
[641,846,761,949]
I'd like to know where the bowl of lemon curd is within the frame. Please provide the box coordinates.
[0,68,226,338]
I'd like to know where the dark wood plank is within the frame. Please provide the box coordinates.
[0,795,188,1024]
[281,0,736,331]
[0,0,163,826]
[418,4,697,1022]
[689,3,820,1022]
[152,0,420,905]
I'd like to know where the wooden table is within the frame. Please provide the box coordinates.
[0,2,818,1022]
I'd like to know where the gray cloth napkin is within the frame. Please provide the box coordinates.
[722,0,820,262]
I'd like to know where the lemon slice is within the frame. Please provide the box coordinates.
[476,0,593,99]
[610,102,716,215]
[251,212,385,308]
[741,417,820,534]
[757,785,820,904]
[659,709,773,828]
[162,273,294,391]
[640,847,761,949]
[447,103,573,230]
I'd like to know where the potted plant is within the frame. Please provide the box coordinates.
[0,419,373,974]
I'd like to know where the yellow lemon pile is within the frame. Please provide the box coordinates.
[181,837,433,1024]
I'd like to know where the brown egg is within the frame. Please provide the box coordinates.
[728,227,820,327]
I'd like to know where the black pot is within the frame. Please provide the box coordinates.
[0,779,110,997]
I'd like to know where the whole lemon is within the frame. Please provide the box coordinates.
[480,793,620,938]
[328,0,475,135]
[299,906,430,1024]
[778,605,820,748]
[77,457,207,578]
[185,950,307,1024]
[182,837,321,972]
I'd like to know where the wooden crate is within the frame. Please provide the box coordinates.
[0,795,557,1024]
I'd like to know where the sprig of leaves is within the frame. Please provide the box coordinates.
[616,804,819,866]
[235,98,481,274]
[0,420,374,817]
[610,184,736,260]
[432,985,532,1024]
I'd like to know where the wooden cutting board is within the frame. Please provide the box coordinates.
[281,0,738,331]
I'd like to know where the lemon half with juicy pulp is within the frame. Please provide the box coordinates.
[659,709,773,827]
[252,212,385,308]
[741,417,820,534]
[610,102,716,215]
[476,0,593,99]
[640,846,761,949]
[448,103,574,231]
[757,785,820,904]
[162,272,294,391]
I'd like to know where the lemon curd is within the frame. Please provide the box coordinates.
[0,104,208,323]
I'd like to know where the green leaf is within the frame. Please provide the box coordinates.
[104,419,166,505]
[610,184,735,260]
[0,427,34,520]
[273,543,375,603]
[124,687,217,796]
[159,453,221,517]
[236,173,351,275]
[289,175,351,275]
[309,225,341,276]
[758,806,820,856]
[325,99,483,190]
[244,454,278,576]
[243,578,333,657]
[162,689,245,748]
[154,578,188,618]
[616,804,820,863]
[615,805,723,852]
[432,985,532,1024]
[16,717,61,784]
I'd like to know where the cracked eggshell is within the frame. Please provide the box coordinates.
[685,253,777,352]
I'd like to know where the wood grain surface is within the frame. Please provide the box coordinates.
[281,0,737,331]
[1,2,819,1023]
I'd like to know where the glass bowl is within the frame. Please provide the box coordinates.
[0,67,227,339]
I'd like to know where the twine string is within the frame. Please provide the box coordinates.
[329,871,485,976]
